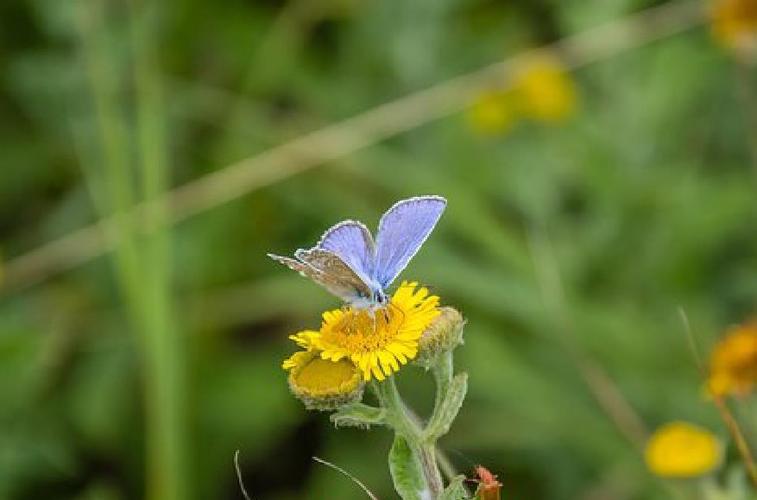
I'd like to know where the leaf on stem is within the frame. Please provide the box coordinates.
[330,403,387,429]
[389,435,428,500]
[425,372,468,441]
[439,475,470,500]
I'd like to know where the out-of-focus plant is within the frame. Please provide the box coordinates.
[512,55,577,123]
[658,318,757,499]
[646,421,722,479]
[708,321,757,397]
[712,0,757,60]
[466,53,577,135]
[467,90,518,136]
[645,422,741,500]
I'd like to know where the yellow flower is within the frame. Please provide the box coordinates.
[708,320,757,397]
[467,90,518,135]
[512,54,577,123]
[645,422,721,478]
[712,0,757,56]
[466,53,577,136]
[284,281,440,381]
[286,350,364,410]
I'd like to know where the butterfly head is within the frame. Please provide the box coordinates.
[347,286,387,310]
[373,288,388,306]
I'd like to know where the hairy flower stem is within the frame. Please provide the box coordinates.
[374,377,445,498]
[431,351,453,420]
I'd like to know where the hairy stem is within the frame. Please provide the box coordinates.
[375,378,445,498]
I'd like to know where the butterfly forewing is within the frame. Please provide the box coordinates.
[316,220,375,284]
[373,196,446,289]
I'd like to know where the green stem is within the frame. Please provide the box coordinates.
[130,3,185,499]
[76,3,185,499]
[375,378,445,498]
[417,444,444,498]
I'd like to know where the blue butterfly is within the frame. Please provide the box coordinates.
[268,195,446,308]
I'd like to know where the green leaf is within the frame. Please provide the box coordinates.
[330,403,386,429]
[439,475,469,500]
[389,435,427,500]
[425,372,468,441]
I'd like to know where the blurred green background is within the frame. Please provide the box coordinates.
[1,0,756,499]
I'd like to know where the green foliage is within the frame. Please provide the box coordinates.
[0,0,755,499]
[425,372,468,442]
[331,403,387,429]
[439,476,469,500]
[389,436,427,500]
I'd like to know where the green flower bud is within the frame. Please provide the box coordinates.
[414,307,465,369]
[286,351,365,411]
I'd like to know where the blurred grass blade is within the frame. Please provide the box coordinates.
[130,1,187,499]
[74,1,186,499]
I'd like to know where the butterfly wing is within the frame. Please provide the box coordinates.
[268,249,373,302]
[373,195,446,289]
[316,220,375,285]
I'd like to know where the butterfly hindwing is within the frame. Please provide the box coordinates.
[373,195,446,289]
[268,251,372,301]
[293,248,373,300]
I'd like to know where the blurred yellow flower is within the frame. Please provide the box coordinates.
[467,90,517,135]
[512,55,577,123]
[645,422,721,478]
[711,0,757,56]
[466,53,577,136]
[284,281,440,381]
[708,320,757,397]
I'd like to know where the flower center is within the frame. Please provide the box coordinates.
[323,305,403,354]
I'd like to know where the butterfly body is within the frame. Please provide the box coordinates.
[268,195,446,309]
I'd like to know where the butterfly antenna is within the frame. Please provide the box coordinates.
[312,456,379,500]
[446,447,477,470]
[234,450,253,500]
[417,281,439,294]
[386,300,406,322]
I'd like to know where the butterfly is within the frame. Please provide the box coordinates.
[268,195,446,309]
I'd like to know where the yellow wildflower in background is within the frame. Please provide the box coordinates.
[466,53,577,135]
[645,422,721,478]
[284,281,440,381]
[467,90,517,135]
[708,320,757,397]
[512,54,577,123]
[712,0,757,57]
